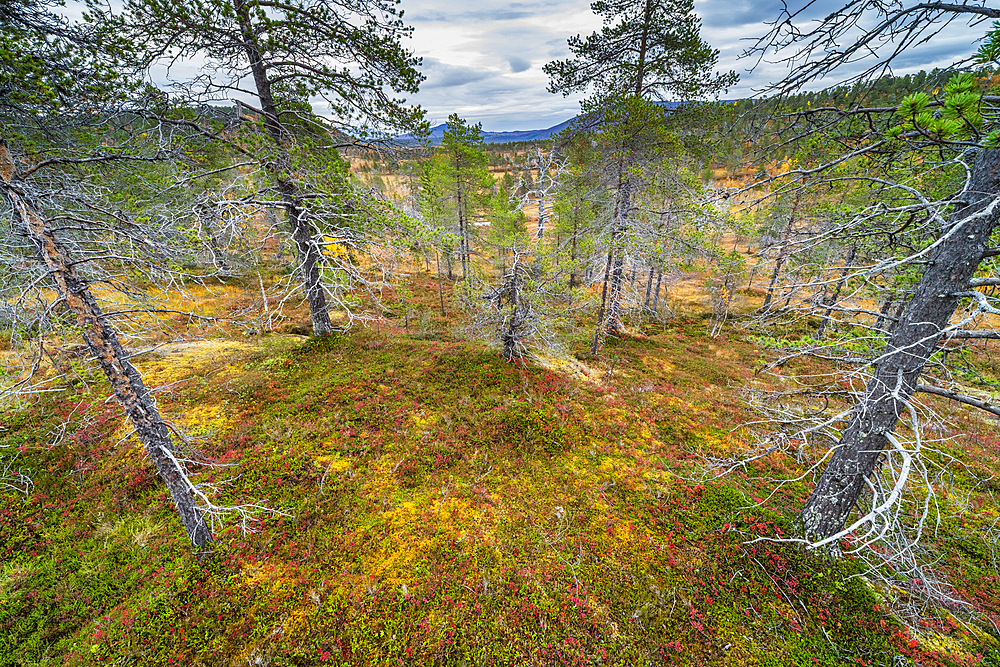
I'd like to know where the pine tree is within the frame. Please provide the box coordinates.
[0,1,215,546]
[420,115,493,281]
[122,0,426,335]
[545,0,736,106]
[546,0,735,352]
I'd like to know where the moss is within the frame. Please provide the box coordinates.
[701,482,744,515]
[2,310,998,666]
[488,406,575,454]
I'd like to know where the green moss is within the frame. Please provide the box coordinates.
[702,483,744,514]
[1,312,997,666]
[489,406,574,454]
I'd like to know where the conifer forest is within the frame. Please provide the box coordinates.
[5,0,1000,664]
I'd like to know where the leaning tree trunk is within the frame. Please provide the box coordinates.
[816,244,856,339]
[236,0,333,335]
[800,148,1000,546]
[1,144,212,548]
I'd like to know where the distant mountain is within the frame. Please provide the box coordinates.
[398,101,691,146]
[399,117,575,146]
[476,117,577,144]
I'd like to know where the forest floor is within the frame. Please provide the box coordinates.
[2,272,1000,666]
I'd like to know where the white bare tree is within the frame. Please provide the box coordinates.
[512,145,566,242]
[460,244,568,362]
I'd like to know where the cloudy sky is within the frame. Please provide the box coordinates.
[133,0,986,133]
[398,0,985,132]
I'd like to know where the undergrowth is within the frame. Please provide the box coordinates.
[1,310,998,666]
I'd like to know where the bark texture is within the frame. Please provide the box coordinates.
[800,148,1000,545]
[1,143,212,547]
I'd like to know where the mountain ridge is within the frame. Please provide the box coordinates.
[401,100,688,145]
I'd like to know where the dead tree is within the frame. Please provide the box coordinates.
[496,255,534,361]
[800,147,1000,546]
[0,142,213,547]
[462,245,565,362]
[513,145,565,242]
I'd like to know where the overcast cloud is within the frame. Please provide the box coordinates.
[397,0,986,132]
[135,0,987,133]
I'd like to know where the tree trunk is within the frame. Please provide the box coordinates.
[590,246,615,355]
[282,182,334,335]
[501,263,529,361]
[537,194,544,241]
[889,299,907,333]
[236,0,332,335]
[456,165,469,281]
[607,253,626,333]
[763,190,802,310]
[603,175,632,337]
[569,219,579,288]
[644,268,655,310]
[816,244,856,339]
[436,251,446,317]
[652,269,663,312]
[1,145,212,548]
[800,148,1000,546]
[632,0,654,97]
